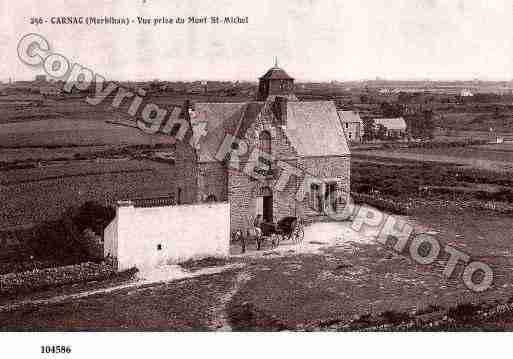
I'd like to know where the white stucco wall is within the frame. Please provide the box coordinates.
[103,217,118,261]
[103,202,230,271]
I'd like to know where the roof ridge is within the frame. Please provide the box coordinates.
[195,102,249,105]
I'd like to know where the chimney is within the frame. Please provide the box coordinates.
[273,96,288,127]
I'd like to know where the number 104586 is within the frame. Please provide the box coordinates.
[41,346,72,354]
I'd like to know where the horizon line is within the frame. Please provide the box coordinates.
[3,75,513,84]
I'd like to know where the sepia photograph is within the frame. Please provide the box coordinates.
[1,0,513,357]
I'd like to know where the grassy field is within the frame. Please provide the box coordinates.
[353,147,513,173]
[351,154,513,203]
[0,160,179,229]
[388,145,513,163]
[0,93,250,125]
[0,93,195,229]
[0,118,177,148]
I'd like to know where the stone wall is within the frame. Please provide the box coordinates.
[298,155,351,221]
[198,162,228,202]
[173,141,199,204]
[0,262,115,296]
[227,167,255,231]
[227,155,351,231]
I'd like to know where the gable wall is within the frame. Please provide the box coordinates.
[198,162,228,202]
[228,104,302,231]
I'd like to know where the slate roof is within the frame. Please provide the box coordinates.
[374,117,407,130]
[337,110,363,124]
[191,102,248,162]
[259,66,294,80]
[286,101,350,156]
[191,100,350,162]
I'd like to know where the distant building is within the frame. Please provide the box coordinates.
[337,110,364,142]
[374,117,407,138]
[460,89,474,97]
[35,74,47,82]
[39,86,62,96]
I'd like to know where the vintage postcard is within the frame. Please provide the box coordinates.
[1,0,513,357]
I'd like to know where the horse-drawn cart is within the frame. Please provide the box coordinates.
[260,216,305,248]
[232,216,305,252]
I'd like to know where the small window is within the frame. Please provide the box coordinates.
[157,244,163,251]
[346,123,349,128]
[169,123,182,137]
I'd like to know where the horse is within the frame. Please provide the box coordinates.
[231,226,263,253]
[231,224,280,252]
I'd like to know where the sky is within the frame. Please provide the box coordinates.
[1,0,513,82]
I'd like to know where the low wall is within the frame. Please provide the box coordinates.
[0,262,115,296]
[104,201,230,271]
[351,192,513,216]
[352,192,410,215]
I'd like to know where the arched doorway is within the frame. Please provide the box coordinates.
[256,186,273,223]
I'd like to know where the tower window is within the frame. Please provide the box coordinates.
[259,131,272,156]
[258,130,272,175]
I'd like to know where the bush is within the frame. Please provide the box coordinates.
[28,202,115,264]
[447,303,481,319]
[72,201,115,235]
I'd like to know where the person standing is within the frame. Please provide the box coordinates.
[254,214,263,250]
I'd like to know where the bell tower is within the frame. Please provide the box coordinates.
[257,58,295,101]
